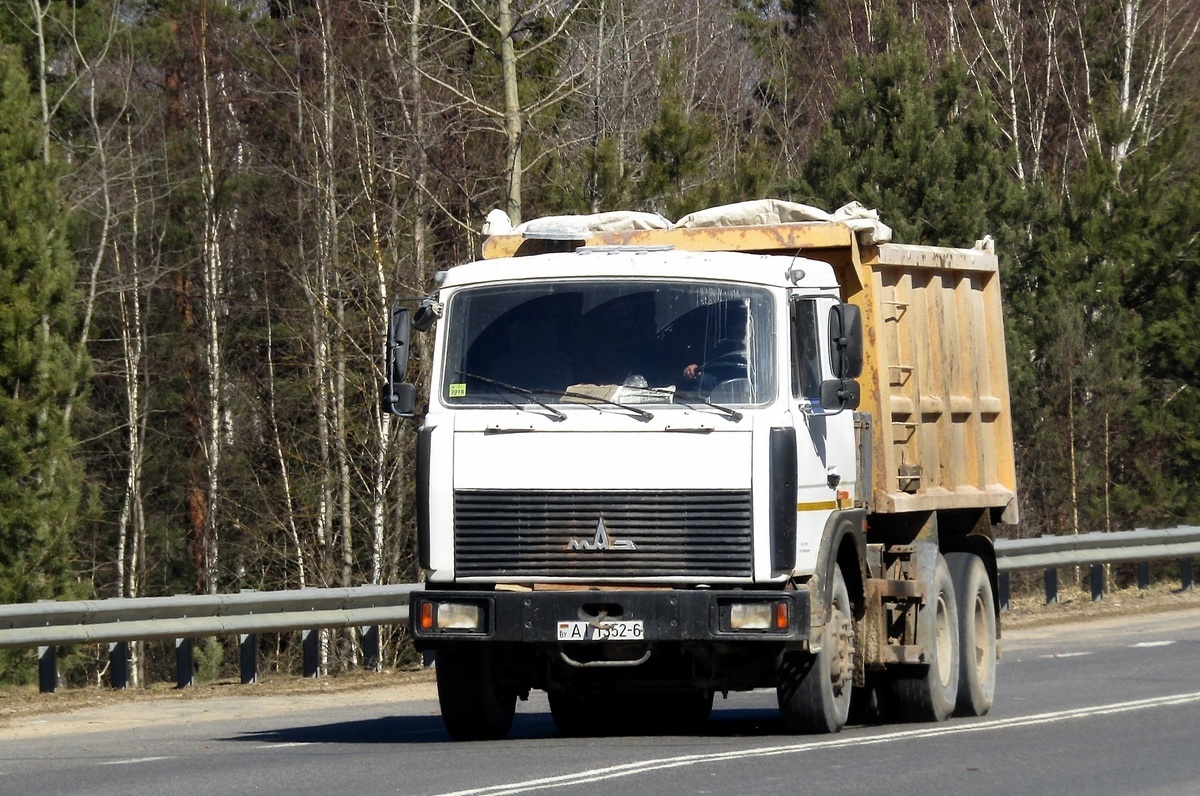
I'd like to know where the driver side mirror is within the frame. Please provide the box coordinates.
[820,303,863,413]
[382,305,417,416]
[828,303,863,379]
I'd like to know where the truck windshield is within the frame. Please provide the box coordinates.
[441,281,775,407]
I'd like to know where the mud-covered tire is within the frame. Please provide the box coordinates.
[946,552,997,716]
[436,647,517,741]
[887,554,960,722]
[777,567,855,733]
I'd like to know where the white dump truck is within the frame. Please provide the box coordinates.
[382,199,1018,740]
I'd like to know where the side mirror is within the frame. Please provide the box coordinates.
[412,299,440,332]
[828,304,863,379]
[822,303,862,413]
[382,382,416,415]
[819,378,861,412]
[382,305,416,416]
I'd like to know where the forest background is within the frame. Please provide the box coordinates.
[1,0,1198,685]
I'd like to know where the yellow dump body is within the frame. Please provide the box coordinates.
[483,220,1018,524]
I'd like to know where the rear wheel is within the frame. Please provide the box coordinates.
[777,567,855,733]
[887,554,960,722]
[946,552,997,716]
[436,647,517,741]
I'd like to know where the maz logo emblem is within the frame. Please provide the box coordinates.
[567,516,637,551]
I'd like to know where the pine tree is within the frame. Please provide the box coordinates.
[0,45,86,614]
[796,7,1021,247]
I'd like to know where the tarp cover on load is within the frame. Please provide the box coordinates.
[483,199,892,245]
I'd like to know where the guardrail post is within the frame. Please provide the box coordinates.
[175,638,194,688]
[302,628,320,678]
[109,641,129,689]
[239,634,257,684]
[1044,568,1059,604]
[997,573,1010,612]
[361,625,380,672]
[1137,561,1151,590]
[1090,564,1105,601]
[38,646,58,693]
[1181,559,1195,591]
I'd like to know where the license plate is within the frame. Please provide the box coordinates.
[556,620,644,642]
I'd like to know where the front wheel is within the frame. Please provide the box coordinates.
[887,554,960,722]
[777,567,855,733]
[436,647,517,741]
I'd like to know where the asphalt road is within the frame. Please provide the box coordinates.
[2,608,1198,796]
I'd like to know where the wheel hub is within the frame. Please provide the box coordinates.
[829,614,854,690]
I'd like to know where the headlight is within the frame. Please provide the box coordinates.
[726,600,789,632]
[435,601,483,630]
[730,602,772,630]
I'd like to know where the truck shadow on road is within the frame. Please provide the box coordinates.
[223,707,790,745]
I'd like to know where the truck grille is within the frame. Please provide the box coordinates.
[453,490,753,579]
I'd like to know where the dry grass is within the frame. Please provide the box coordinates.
[0,666,435,728]
[1001,580,1200,629]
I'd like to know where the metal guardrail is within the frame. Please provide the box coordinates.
[1,528,1196,693]
[0,584,420,693]
[0,584,420,648]
[994,527,1199,609]
[994,527,1200,571]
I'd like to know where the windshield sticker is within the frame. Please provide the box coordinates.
[449,383,467,397]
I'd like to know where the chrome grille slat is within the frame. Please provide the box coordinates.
[454,489,753,578]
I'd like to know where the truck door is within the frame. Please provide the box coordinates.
[788,296,858,574]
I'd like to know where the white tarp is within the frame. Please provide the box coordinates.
[484,199,892,244]
[483,208,672,238]
[674,199,892,244]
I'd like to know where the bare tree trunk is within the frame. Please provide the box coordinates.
[498,0,522,224]
[310,0,337,597]
[116,146,147,607]
[335,286,352,591]
[410,0,429,273]
[28,0,52,164]
[198,1,224,595]
[265,295,306,588]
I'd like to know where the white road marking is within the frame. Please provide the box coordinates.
[99,756,170,766]
[1131,641,1175,648]
[428,691,1200,796]
[1039,651,1093,658]
[255,742,316,749]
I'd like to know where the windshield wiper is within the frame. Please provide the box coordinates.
[639,386,743,422]
[456,372,566,421]
[558,388,654,422]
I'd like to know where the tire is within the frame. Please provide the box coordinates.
[436,647,517,741]
[887,553,960,722]
[946,552,997,716]
[777,567,855,733]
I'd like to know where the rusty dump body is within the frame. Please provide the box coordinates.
[483,218,1018,526]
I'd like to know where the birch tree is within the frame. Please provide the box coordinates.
[428,0,592,224]
[949,0,1200,185]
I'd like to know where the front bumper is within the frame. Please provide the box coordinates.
[410,588,811,646]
